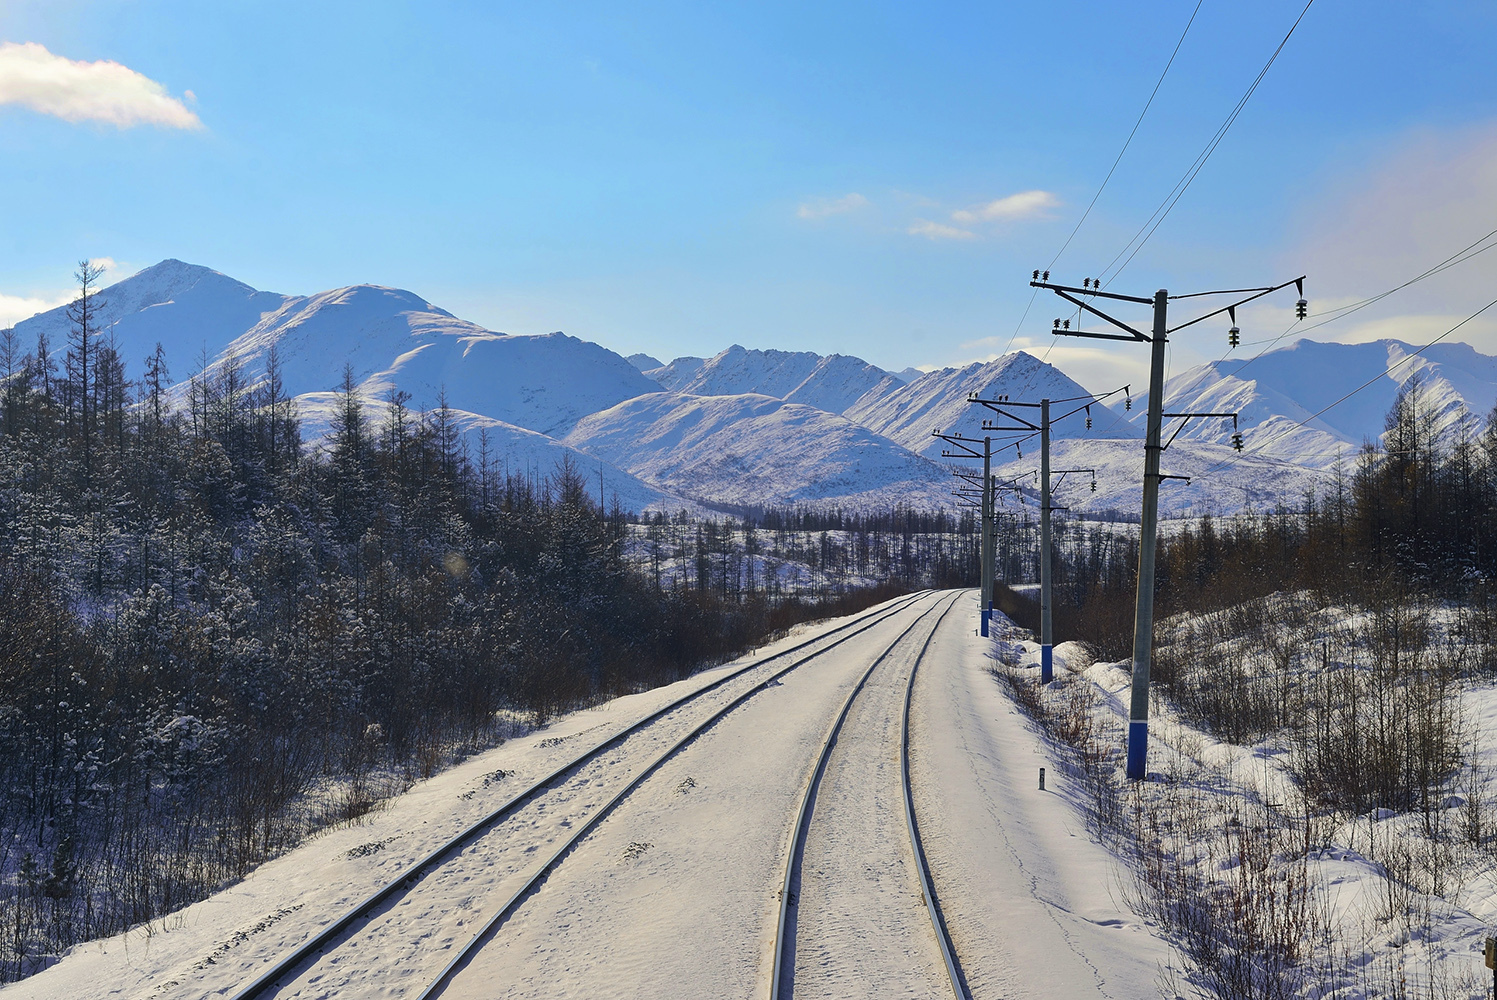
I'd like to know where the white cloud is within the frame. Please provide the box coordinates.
[0,41,202,129]
[796,193,869,219]
[951,189,1059,224]
[908,219,976,241]
[0,290,71,329]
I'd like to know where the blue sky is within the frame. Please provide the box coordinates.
[2,1,1495,389]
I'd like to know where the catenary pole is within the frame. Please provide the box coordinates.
[1032,271,1299,778]
[1039,399,1053,683]
[981,435,992,636]
[1126,290,1169,780]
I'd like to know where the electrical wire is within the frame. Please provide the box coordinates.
[1100,0,1316,287]
[1049,0,1204,272]
[1191,292,1497,482]
[998,0,1203,361]
[1194,223,1497,394]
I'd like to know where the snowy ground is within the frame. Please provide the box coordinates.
[6,590,1180,1000]
[994,596,1497,999]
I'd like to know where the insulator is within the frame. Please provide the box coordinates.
[1232,432,1244,452]
[1125,396,1132,411]
[1062,319,1070,330]
[1228,325,1240,348]
[1091,480,1097,492]
[1042,270,1050,281]
[1053,318,1061,329]
[1082,277,1091,288]
[1296,298,1308,320]
[1032,269,1040,280]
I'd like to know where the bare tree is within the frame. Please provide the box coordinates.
[64,260,107,479]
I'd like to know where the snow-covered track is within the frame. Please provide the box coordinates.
[229,589,930,1000]
[411,589,947,1000]
[769,590,966,1000]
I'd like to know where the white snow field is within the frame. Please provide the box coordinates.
[3,591,1174,1000]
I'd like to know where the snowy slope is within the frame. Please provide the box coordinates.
[845,352,1140,460]
[644,347,894,415]
[564,391,950,509]
[642,356,706,390]
[780,353,898,414]
[675,345,825,397]
[13,259,293,376]
[294,394,700,514]
[1142,339,1497,467]
[625,353,664,371]
[991,437,1325,518]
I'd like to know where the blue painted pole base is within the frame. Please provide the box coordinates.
[980,608,990,637]
[1126,720,1148,780]
[1041,644,1053,684]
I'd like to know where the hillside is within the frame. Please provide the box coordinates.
[844,352,1139,460]
[1141,339,1497,467]
[565,391,950,510]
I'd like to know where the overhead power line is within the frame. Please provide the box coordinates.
[998,1,1203,360]
[1200,223,1497,389]
[1193,292,1497,481]
[1048,0,1204,272]
[1100,0,1317,286]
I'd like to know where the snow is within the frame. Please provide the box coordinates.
[2,591,1181,1000]
[293,396,703,515]
[23,258,1497,517]
[641,356,705,390]
[781,354,898,415]
[990,436,1326,518]
[843,352,1140,461]
[564,391,951,510]
[641,346,896,416]
[16,260,662,440]
[1145,338,1497,466]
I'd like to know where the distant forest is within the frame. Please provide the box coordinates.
[0,269,971,980]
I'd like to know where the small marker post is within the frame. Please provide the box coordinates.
[1039,767,1046,791]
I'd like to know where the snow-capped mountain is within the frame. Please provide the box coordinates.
[643,345,894,414]
[1140,339,1497,468]
[844,352,1140,461]
[564,392,950,510]
[19,258,1487,517]
[642,356,706,390]
[15,260,661,439]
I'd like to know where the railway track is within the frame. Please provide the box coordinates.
[769,590,968,999]
[228,589,936,1000]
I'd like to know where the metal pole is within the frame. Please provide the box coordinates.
[1040,399,1053,683]
[981,436,992,636]
[1126,289,1169,781]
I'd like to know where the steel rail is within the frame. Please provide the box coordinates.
[412,590,949,1000]
[229,588,931,1000]
[901,595,969,999]
[768,591,962,1000]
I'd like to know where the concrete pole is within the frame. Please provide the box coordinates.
[1040,399,1053,683]
[981,436,992,636]
[1126,289,1169,781]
